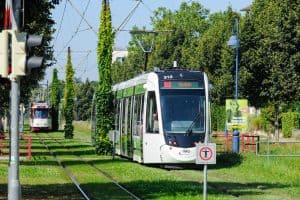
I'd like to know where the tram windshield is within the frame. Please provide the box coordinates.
[160,89,205,134]
[34,109,48,119]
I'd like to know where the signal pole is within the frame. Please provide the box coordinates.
[6,0,22,199]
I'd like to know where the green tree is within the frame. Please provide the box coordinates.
[96,0,114,154]
[197,8,239,104]
[50,68,60,131]
[0,0,60,116]
[240,0,300,139]
[74,79,96,121]
[63,47,75,139]
[111,2,210,84]
[150,2,209,70]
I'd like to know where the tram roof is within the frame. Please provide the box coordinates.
[31,102,50,108]
[112,69,205,91]
[112,72,152,91]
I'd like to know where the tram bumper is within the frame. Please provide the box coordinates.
[160,145,196,163]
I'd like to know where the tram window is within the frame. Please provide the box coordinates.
[114,100,120,131]
[160,89,205,133]
[121,99,126,136]
[127,97,133,135]
[133,95,144,136]
[132,96,138,136]
[146,91,158,133]
[34,109,48,119]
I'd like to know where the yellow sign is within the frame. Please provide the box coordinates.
[226,99,249,131]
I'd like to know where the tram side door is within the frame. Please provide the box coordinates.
[143,91,161,163]
[132,95,144,163]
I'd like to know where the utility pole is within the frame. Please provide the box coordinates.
[130,30,172,71]
[4,1,43,199]
[130,30,158,71]
[6,0,22,199]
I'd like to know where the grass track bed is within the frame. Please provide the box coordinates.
[39,134,138,199]
[1,125,300,199]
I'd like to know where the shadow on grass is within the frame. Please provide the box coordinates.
[150,153,243,170]
[124,180,290,199]
[213,152,243,169]
[20,156,127,166]
[25,150,243,171]
[0,183,83,200]
[30,148,96,157]
[0,179,292,200]
[31,144,93,150]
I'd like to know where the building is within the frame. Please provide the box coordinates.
[112,49,128,63]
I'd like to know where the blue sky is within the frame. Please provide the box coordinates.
[47,0,253,82]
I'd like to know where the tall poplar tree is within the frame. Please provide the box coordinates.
[63,47,75,139]
[95,0,114,154]
[50,68,60,131]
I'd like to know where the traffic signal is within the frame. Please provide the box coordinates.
[10,30,43,77]
[0,30,10,78]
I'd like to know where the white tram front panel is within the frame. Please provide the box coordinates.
[112,69,209,164]
[143,71,208,163]
[30,102,52,131]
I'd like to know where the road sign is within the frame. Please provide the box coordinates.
[196,143,216,164]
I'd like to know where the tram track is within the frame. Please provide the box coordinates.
[36,133,141,200]
[37,135,90,200]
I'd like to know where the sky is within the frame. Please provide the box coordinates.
[46,0,253,83]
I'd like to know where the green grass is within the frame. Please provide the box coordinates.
[0,122,299,199]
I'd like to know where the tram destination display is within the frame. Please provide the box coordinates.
[161,80,202,89]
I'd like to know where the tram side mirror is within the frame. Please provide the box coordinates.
[209,83,213,90]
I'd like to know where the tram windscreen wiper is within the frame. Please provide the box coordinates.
[185,112,201,135]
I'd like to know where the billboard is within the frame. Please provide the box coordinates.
[226,99,249,132]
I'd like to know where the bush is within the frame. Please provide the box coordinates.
[95,136,112,155]
[64,124,74,139]
[281,112,299,138]
[211,104,226,132]
[260,105,275,133]
[248,115,263,132]
[294,113,300,129]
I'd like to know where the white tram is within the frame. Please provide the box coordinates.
[30,102,52,132]
[112,68,210,164]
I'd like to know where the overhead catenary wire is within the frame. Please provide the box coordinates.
[54,49,95,54]
[56,0,92,61]
[76,50,92,71]
[67,0,97,35]
[53,0,67,46]
[52,0,162,80]
[140,0,154,14]
[114,0,142,34]
[55,50,95,75]
[76,51,92,78]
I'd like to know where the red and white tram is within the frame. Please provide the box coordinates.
[30,102,52,132]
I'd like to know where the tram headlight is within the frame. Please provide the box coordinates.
[167,136,178,146]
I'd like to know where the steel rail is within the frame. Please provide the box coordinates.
[49,134,141,200]
[37,135,90,200]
